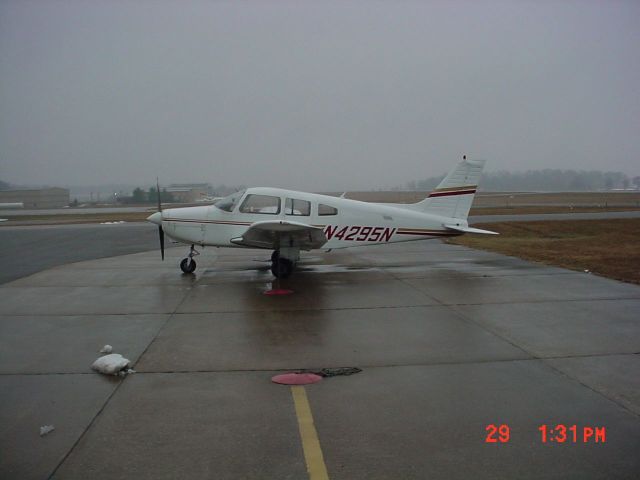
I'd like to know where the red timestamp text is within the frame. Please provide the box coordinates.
[485,424,606,444]
[538,424,606,443]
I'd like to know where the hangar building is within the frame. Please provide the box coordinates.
[166,184,211,203]
[0,187,70,208]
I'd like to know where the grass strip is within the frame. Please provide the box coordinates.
[448,218,640,285]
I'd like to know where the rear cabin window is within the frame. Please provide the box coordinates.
[318,204,338,216]
[285,198,311,216]
[239,194,281,214]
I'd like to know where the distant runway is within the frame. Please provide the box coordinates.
[1,210,639,285]
[0,206,155,216]
[0,223,157,285]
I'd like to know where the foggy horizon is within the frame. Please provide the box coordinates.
[1,1,639,191]
[2,163,637,194]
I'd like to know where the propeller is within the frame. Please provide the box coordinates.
[156,178,165,261]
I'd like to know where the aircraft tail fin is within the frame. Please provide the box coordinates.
[413,156,486,219]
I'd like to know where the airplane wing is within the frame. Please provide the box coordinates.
[230,220,328,250]
[444,224,499,235]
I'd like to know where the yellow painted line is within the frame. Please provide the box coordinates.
[291,386,330,480]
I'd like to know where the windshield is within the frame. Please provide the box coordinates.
[213,190,245,212]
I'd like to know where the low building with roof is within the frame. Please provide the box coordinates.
[0,187,70,208]
[165,184,212,203]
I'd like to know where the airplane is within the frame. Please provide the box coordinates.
[147,156,497,278]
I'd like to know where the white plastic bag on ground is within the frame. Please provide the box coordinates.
[40,425,55,436]
[99,345,113,354]
[91,354,130,375]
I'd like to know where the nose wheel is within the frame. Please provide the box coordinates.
[180,244,199,274]
[180,258,196,274]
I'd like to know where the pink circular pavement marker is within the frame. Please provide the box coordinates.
[263,288,294,296]
[271,372,323,385]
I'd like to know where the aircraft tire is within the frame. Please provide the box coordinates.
[180,258,197,274]
[271,257,292,278]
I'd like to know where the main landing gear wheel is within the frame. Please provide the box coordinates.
[271,257,293,278]
[180,258,196,274]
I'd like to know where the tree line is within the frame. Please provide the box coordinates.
[123,187,175,204]
[401,170,640,192]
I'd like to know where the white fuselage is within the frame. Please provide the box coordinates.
[158,187,464,250]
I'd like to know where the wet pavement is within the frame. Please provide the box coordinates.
[1,241,639,479]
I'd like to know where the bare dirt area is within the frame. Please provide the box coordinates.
[448,218,640,284]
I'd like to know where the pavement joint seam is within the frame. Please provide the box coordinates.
[0,304,440,316]
[389,272,579,280]
[4,351,640,376]
[0,285,195,289]
[0,312,177,318]
[45,271,198,479]
[392,267,640,418]
[416,276,640,420]
[3,352,639,377]
[126,275,200,372]
[539,358,640,419]
[443,302,640,418]
[434,292,640,418]
[1,296,638,318]
[46,374,126,480]
[396,274,538,362]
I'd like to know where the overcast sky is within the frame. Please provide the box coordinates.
[1,0,638,190]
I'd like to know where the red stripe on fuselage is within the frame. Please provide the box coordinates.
[428,189,476,198]
[163,218,251,226]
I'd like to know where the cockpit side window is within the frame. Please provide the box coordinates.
[239,194,281,214]
[213,190,245,212]
[285,198,311,216]
[318,204,338,216]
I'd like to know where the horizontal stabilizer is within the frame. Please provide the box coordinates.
[444,224,498,235]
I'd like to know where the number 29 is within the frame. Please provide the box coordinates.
[485,424,510,443]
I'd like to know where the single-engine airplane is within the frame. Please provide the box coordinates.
[147,156,497,277]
